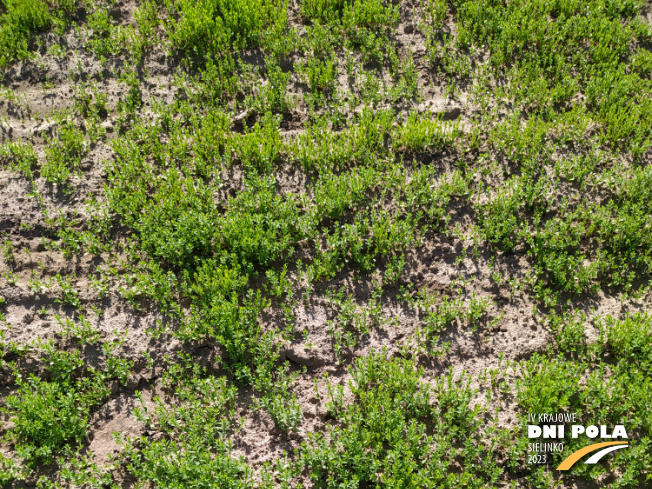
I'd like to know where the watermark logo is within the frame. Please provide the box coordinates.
[556,441,629,470]
[526,412,629,470]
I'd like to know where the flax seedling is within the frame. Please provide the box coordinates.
[3,271,19,286]
[28,271,44,294]
[56,314,100,345]
[55,274,82,309]
[2,240,15,264]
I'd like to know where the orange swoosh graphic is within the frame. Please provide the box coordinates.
[557,441,629,470]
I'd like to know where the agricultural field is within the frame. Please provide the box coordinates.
[0,0,651,487]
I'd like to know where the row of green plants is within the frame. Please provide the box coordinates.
[0,322,133,484]
[511,312,652,488]
[0,0,80,67]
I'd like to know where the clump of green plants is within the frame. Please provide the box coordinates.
[401,286,494,354]
[167,0,291,59]
[2,337,132,477]
[84,5,131,59]
[1,239,15,264]
[325,287,368,361]
[54,274,82,309]
[513,312,652,486]
[0,0,51,66]
[297,55,338,104]
[121,358,253,487]
[311,205,420,281]
[0,140,38,178]
[299,350,502,487]
[301,0,399,64]
[253,363,304,432]
[0,0,81,66]
[42,118,87,185]
[394,111,460,153]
